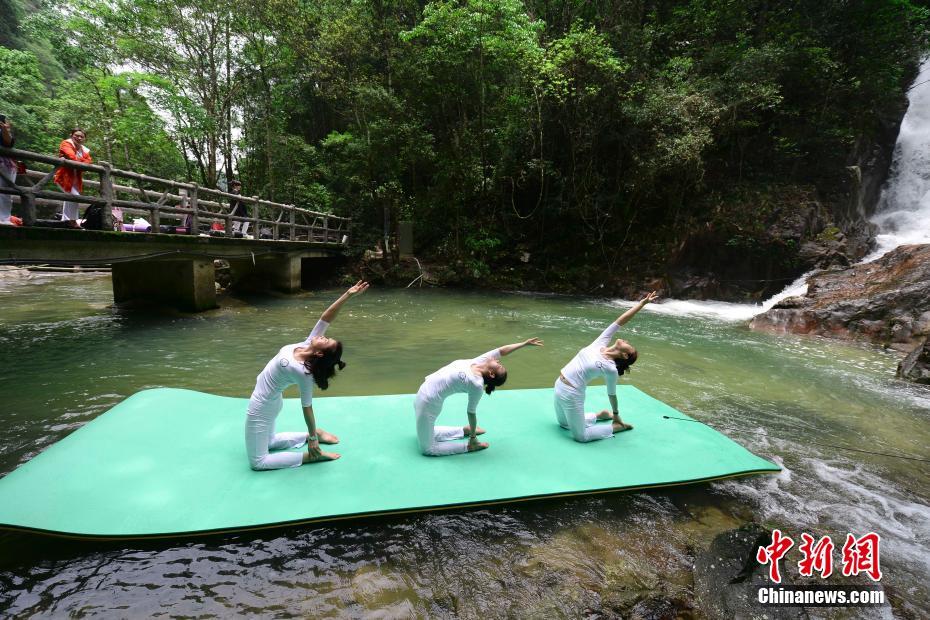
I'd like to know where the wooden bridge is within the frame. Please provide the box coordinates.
[0,147,350,311]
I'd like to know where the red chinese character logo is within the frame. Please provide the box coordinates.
[798,533,834,578]
[757,529,794,583]
[841,533,882,581]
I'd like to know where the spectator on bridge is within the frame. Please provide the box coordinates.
[0,117,16,225]
[228,179,250,237]
[53,128,92,228]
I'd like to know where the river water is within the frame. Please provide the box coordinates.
[0,275,927,618]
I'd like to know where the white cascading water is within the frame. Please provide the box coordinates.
[867,56,930,259]
[632,55,930,321]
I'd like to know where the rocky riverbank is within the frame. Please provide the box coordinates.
[750,244,930,383]
[749,244,930,348]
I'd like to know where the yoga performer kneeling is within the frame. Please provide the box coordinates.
[554,291,658,442]
[245,281,369,470]
[415,338,543,455]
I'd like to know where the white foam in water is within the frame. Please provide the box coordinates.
[609,271,812,323]
[864,55,930,262]
[645,56,930,319]
[621,298,760,322]
[718,455,930,584]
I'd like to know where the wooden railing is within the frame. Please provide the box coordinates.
[0,147,350,244]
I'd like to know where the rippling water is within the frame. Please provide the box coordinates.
[0,272,928,618]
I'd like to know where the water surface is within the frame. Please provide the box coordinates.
[0,273,927,618]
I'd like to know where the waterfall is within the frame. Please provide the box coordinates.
[867,56,930,260]
[624,56,930,322]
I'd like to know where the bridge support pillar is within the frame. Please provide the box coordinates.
[266,255,302,293]
[228,254,304,294]
[112,258,217,312]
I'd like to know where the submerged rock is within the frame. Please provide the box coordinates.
[750,244,930,353]
[897,336,930,384]
[693,523,807,620]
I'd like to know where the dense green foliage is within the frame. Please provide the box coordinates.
[2,0,927,281]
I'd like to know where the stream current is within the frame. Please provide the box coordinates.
[0,279,928,617]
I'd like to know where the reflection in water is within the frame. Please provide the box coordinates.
[0,274,927,617]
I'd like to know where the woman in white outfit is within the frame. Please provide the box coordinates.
[554,292,658,442]
[415,338,543,456]
[245,281,369,470]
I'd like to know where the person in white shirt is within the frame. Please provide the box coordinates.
[245,281,369,470]
[415,338,544,456]
[554,291,658,442]
[0,117,17,224]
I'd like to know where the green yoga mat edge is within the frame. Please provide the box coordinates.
[0,467,780,541]
[0,387,781,541]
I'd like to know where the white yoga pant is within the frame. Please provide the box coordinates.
[58,184,81,221]
[415,393,467,456]
[0,167,16,222]
[245,396,309,470]
[233,220,250,235]
[553,379,613,443]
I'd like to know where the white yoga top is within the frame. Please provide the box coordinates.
[560,322,620,395]
[250,320,330,407]
[418,348,501,413]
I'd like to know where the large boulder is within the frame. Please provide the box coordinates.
[666,191,873,302]
[750,244,930,351]
[897,336,930,384]
[693,523,807,620]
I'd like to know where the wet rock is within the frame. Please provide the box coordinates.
[627,595,695,620]
[0,265,34,281]
[840,220,879,261]
[897,336,930,384]
[750,244,930,354]
[521,522,695,619]
[765,201,827,244]
[349,565,424,618]
[665,193,871,302]
[835,90,909,224]
[693,523,808,620]
[669,274,725,301]
[798,237,850,271]
[213,259,232,290]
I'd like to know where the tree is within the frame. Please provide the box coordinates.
[72,0,241,187]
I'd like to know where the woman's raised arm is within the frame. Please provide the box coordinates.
[319,281,369,325]
[614,291,659,326]
[498,337,544,356]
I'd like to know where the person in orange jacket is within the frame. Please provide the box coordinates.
[53,128,92,226]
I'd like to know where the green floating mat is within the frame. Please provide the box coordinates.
[0,387,779,539]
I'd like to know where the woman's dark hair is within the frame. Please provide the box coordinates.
[71,128,86,136]
[302,340,345,390]
[483,368,507,395]
[615,349,638,375]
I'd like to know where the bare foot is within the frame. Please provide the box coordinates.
[305,450,341,463]
[467,441,489,452]
[316,428,339,444]
[462,425,486,435]
[612,422,634,433]
[596,409,613,421]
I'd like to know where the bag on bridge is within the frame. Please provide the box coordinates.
[81,204,106,230]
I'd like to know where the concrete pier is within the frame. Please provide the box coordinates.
[112,258,217,312]
[0,226,346,312]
